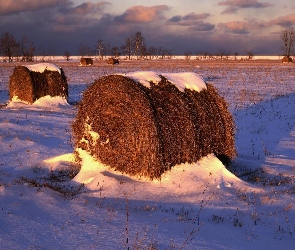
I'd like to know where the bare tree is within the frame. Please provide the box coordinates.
[78,43,92,57]
[0,32,19,62]
[217,49,225,60]
[281,28,295,58]
[19,35,35,62]
[64,51,71,61]
[246,50,254,60]
[111,46,120,58]
[133,31,145,59]
[124,36,133,60]
[147,46,157,60]
[96,39,105,60]
[184,51,192,60]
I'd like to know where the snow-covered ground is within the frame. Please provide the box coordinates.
[0,60,295,249]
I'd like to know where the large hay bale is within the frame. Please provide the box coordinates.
[72,72,236,179]
[72,75,165,179]
[9,63,68,104]
[80,57,93,66]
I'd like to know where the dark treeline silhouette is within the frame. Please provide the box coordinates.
[1,29,294,62]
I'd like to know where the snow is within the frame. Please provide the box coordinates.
[25,62,62,74]
[122,71,207,92]
[0,60,295,249]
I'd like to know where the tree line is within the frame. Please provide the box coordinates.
[77,31,173,61]
[0,29,294,62]
[0,32,35,62]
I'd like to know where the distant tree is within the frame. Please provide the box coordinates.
[111,46,120,57]
[78,43,92,57]
[158,47,173,59]
[19,35,35,62]
[133,31,145,59]
[246,50,254,60]
[64,51,71,61]
[0,32,19,62]
[217,49,225,60]
[280,28,295,58]
[158,47,165,59]
[234,52,239,60]
[124,36,133,60]
[96,39,105,60]
[147,46,157,60]
[184,51,192,60]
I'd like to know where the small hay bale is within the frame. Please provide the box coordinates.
[9,63,68,104]
[80,57,93,66]
[107,58,119,65]
[282,56,292,63]
[72,72,236,179]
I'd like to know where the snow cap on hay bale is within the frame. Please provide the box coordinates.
[72,72,236,179]
[9,63,68,104]
[80,57,93,66]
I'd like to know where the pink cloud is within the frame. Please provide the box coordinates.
[218,21,250,34]
[0,0,70,15]
[218,19,269,34]
[270,14,295,27]
[114,5,169,23]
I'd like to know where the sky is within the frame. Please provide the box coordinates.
[0,0,295,55]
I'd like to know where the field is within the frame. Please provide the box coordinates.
[0,59,295,249]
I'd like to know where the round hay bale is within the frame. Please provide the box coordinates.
[72,72,236,179]
[9,63,68,104]
[80,58,93,66]
[148,76,199,166]
[72,75,165,179]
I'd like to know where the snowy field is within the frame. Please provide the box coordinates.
[0,59,295,249]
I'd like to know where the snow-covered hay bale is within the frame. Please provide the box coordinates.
[72,75,165,179]
[80,57,93,66]
[72,72,236,179]
[9,63,68,104]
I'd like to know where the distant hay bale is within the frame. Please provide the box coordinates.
[107,58,119,65]
[9,63,68,104]
[72,72,236,179]
[282,56,292,63]
[80,57,93,66]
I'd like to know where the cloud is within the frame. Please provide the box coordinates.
[48,2,112,33]
[221,6,238,14]
[189,21,215,31]
[63,1,111,15]
[167,12,212,29]
[218,0,272,13]
[218,21,250,34]
[114,5,169,23]
[217,19,268,34]
[182,13,211,21]
[0,0,70,15]
[269,14,295,28]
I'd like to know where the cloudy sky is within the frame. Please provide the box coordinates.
[0,0,294,55]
